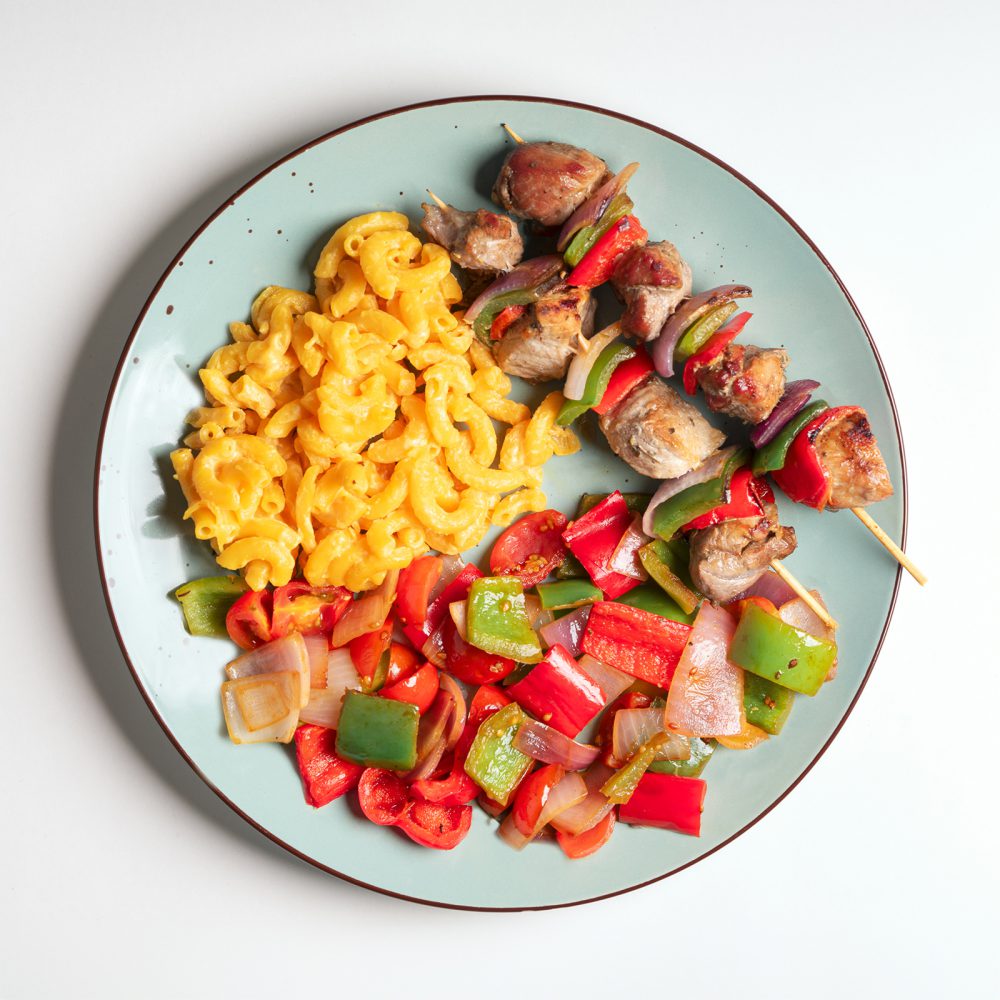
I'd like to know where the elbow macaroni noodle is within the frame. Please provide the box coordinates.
[172,212,578,592]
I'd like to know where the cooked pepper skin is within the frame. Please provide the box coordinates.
[567,215,648,288]
[651,449,749,542]
[616,584,696,625]
[637,539,702,616]
[463,701,533,806]
[618,772,707,835]
[535,579,603,610]
[335,691,420,771]
[743,672,795,734]
[752,400,829,476]
[728,603,837,696]
[557,342,636,425]
[648,737,716,777]
[173,575,248,637]
[674,302,739,361]
[466,576,543,663]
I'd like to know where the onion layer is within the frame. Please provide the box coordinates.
[642,447,736,536]
[330,570,398,647]
[564,322,622,400]
[557,163,640,250]
[608,514,650,580]
[550,763,615,836]
[407,690,455,781]
[750,379,822,447]
[513,719,601,770]
[465,256,564,324]
[302,633,329,689]
[539,606,592,658]
[221,672,299,744]
[226,633,310,708]
[612,707,689,762]
[299,688,346,729]
[438,674,467,752]
[735,569,798,607]
[577,655,633,705]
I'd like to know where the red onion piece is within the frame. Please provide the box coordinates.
[499,813,533,850]
[611,707,690,762]
[407,690,454,780]
[750,379,822,447]
[421,621,448,668]
[608,514,651,580]
[641,447,736,536]
[549,763,615,836]
[448,600,468,641]
[577,654,633,705]
[427,554,464,607]
[438,674,467,752]
[465,255,564,324]
[557,162,640,251]
[652,284,753,377]
[539,606,592,658]
[734,569,798,607]
[513,719,601,770]
[536,772,587,832]
[330,570,398,647]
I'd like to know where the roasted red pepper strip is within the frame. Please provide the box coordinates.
[442,617,518,685]
[395,555,442,630]
[617,772,706,836]
[562,491,640,600]
[581,601,692,689]
[556,809,616,859]
[357,767,410,825]
[490,303,527,341]
[681,311,753,395]
[397,800,473,850]
[681,467,773,532]
[507,644,606,737]
[294,725,363,807]
[380,661,440,714]
[592,348,655,415]
[348,613,394,687]
[402,563,483,650]
[567,215,648,289]
[772,407,856,510]
[271,581,351,638]
[512,763,565,837]
[225,590,273,650]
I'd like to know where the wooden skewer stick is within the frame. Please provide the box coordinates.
[851,507,927,585]
[769,559,839,630]
[502,123,526,144]
[425,189,448,209]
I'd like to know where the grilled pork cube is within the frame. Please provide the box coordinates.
[688,502,798,603]
[814,407,893,509]
[599,375,725,480]
[494,283,596,382]
[695,344,789,424]
[611,241,693,341]
[420,203,524,274]
[493,141,610,227]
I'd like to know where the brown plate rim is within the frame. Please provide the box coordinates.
[93,93,907,912]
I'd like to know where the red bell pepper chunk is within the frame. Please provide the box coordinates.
[489,509,568,587]
[681,467,773,532]
[556,808,616,859]
[383,642,419,686]
[348,612,394,685]
[402,563,484,650]
[507,644,606,737]
[562,491,640,600]
[490,303,527,341]
[380,661,440,714]
[772,406,857,510]
[410,753,479,806]
[271,581,351,639]
[511,763,565,838]
[294,724,363,807]
[357,768,410,826]
[397,800,473,850]
[682,311,754,395]
[395,555,442,630]
[225,590,273,650]
[581,601,692,689]
[442,617,517,685]
[618,771,707,836]
[592,348,655,415]
[567,215,648,288]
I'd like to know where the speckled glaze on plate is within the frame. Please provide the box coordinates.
[95,96,905,910]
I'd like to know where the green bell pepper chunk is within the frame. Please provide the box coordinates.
[674,302,739,361]
[743,673,795,735]
[652,448,749,541]
[601,732,671,804]
[616,584,696,625]
[729,603,837,696]
[172,575,248,637]
[467,577,543,663]
[555,551,587,580]
[648,737,716,777]
[564,191,634,266]
[557,342,636,425]
[637,539,702,616]
[366,648,392,694]
[463,702,534,805]
[536,579,603,610]
[335,691,419,770]
[578,492,652,516]
[472,288,540,343]
[752,400,830,476]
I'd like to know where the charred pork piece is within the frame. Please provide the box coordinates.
[813,407,894,509]
[688,502,798,603]
[695,344,789,424]
[599,376,725,480]
[494,283,596,382]
[493,141,610,228]
[611,241,693,341]
[420,203,524,274]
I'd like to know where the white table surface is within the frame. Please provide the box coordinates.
[3,1,997,996]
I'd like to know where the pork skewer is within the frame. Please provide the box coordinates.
[421,190,524,274]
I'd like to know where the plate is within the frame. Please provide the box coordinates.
[95,96,905,910]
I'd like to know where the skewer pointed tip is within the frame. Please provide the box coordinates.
[501,123,526,144]
[425,188,448,209]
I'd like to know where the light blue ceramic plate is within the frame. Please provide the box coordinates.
[95,96,905,910]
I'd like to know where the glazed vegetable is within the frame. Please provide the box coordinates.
[592,348,655,416]
[271,581,351,638]
[174,575,248,637]
[581,600,692,688]
[617,584,696,625]
[558,162,639,256]
[536,579,603,610]
[557,341,636,425]
[513,718,601,770]
[538,606,592,658]
[225,589,273,650]
[489,510,568,587]
[750,379,822,447]
[601,732,673,804]
[743,673,795,734]
[395,555,443,631]
[647,737,716,777]
[294,724,363,807]
[674,301,739,361]
[465,255,565,341]
[463,701,534,806]
[562,491,641,599]
[618,772,706,835]
[335,691,420,770]
[652,448,749,541]
[681,467,770,533]
[772,406,858,509]
[467,576,543,663]
[681,312,753,395]
[752,400,829,476]
[567,215,648,288]
[637,538,702,615]
[728,603,837,696]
